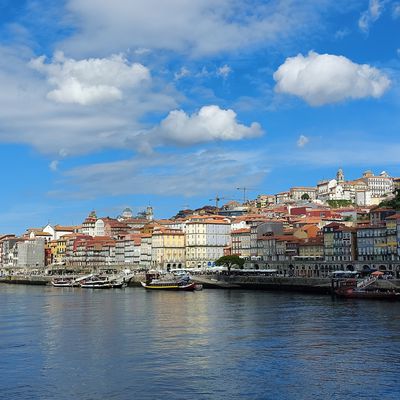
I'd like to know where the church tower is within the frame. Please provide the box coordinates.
[336,168,345,184]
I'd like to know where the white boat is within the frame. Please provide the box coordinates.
[51,277,78,287]
[80,274,126,289]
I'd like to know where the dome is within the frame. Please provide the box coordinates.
[122,207,133,218]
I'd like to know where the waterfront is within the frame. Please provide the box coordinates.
[1,286,400,400]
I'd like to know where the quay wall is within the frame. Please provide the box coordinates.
[244,260,400,279]
[0,275,51,285]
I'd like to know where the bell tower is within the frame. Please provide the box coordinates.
[336,168,345,184]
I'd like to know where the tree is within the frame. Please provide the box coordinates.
[379,189,400,210]
[215,255,245,272]
[301,193,310,200]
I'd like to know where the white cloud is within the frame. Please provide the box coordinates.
[174,67,191,80]
[0,45,178,156]
[393,2,400,18]
[273,51,391,106]
[0,46,260,157]
[358,0,386,32]
[155,105,263,145]
[49,160,59,171]
[297,135,309,148]
[334,28,350,39]
[29,52,150,105]
[217,65,232,79]
[61,0,345,57]
[53,149,267,198]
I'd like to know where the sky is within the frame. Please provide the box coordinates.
[0,0,400,233]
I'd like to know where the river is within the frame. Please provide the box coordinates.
[1,285,399,400]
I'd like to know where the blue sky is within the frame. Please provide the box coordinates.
[0,0,400,233]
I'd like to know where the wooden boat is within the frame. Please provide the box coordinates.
[140,280,197,291]
[51,277,78,287]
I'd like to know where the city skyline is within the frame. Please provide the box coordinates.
[1,1,400,233]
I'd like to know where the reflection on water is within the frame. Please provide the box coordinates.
[1,285,400,400]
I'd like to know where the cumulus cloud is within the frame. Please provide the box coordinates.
[154,105,263,145]
[273,51,391,106]
[358,0,385,32]
[297,135,309,148]
[29,51,150,105]
[0,45,178,156]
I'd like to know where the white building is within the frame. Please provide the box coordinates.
[289,187,317,201]
[360,170,394,198]
[185,216,231,268]
[43,224,75,240]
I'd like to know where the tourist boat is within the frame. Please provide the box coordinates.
[79,275,126,289]
[334,275,400,300]
[51,277,78,287]
[141,272,198,291]
[335,287,400,300]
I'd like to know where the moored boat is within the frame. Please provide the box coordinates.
[51,277,78,287]
[141,272,198,291]
[79,274,126,289]
[335,287,400,300]
[140,280,197,290]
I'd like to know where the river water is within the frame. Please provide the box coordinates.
[1,285,400,400]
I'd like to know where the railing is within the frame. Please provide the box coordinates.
[357,276,377,289]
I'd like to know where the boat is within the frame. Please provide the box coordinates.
[141,272,198,291]
[51,277,78,287]
[334,275,400,300]
[335,287,400,300]
[79,274,126,289]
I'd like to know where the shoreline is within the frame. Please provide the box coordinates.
[2,274,399,296]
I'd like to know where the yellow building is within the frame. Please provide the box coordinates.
[151,228,186,269]
[55,236,68,265]
[298,238,324,259]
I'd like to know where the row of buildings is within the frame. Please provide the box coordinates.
[254,169,400,207]
[1,168,400,274]
[1,204,400,273]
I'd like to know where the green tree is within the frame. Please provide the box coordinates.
[379,189,400,210]
[215,255,245,272]
[301,193,310,200]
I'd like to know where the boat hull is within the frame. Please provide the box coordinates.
[336,288,400,300]
[51,279,78,287]
[141,281,197,291]
[80,283,113,289]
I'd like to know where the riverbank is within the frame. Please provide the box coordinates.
[2,273,400,295]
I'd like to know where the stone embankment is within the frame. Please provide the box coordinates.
[191,274,400,293]
[0,275,51,285]
[1,273,400,295]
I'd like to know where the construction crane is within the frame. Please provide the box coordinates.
[209,195,240,214]
[236,187,254,203]
[209,195,226,209]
